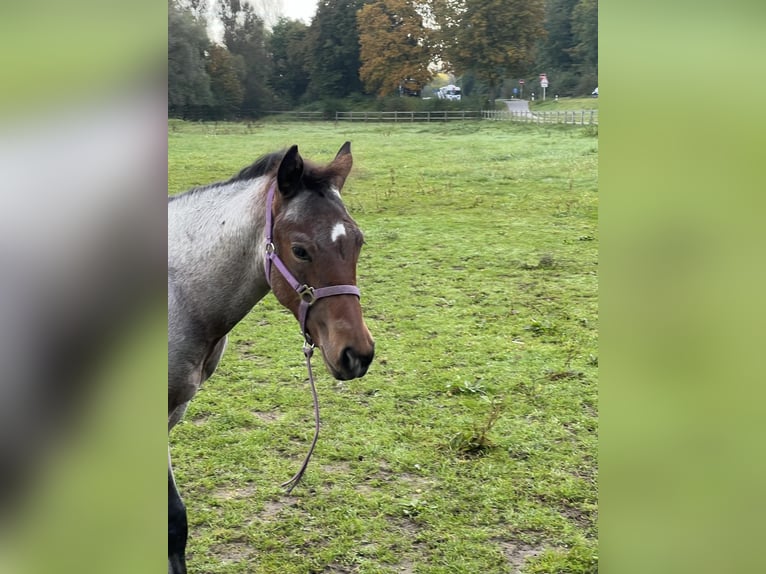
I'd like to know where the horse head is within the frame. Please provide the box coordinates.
[267,142,374,380]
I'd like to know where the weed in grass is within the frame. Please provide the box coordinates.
[525,319,559,337]
[444,379,487,396]
[449,397,505,456]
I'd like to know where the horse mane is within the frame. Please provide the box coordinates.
[227,150,285,183]
[230,149,346,197]
[170,148,346,201]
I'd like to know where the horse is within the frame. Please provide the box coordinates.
[168,142,375,574]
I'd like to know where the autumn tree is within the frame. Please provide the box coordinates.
[434,0,546,102]
[357,0,433,96]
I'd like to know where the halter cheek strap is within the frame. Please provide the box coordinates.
[263,181,361,345]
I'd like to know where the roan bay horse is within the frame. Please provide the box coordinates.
[168,142,375,573]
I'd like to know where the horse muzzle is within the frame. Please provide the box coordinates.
[320,337,375,380]
[337,343,375,380]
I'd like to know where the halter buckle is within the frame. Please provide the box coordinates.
[265,242,276,255]
[298,285,317,305]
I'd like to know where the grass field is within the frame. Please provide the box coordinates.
[168,120,598,573]
[528,97,599,112]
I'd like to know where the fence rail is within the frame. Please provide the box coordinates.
[333,109,597,125]
[481,109,598,125]
[335,110,483,122]
[263,110,327,121]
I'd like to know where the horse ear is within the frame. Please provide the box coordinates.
[277,145,304,199]
[330,141,353,191]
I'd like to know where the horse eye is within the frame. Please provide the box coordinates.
[291,246,310,261]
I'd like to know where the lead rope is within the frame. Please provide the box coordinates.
[263,180,359,494]
[281,343,320,494]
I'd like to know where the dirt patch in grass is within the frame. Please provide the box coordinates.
[252,409,282,422]
[209,541,255,564]
[497,540,559,573]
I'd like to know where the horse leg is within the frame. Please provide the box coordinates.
[167,336,227,573]
[168,453,187,574]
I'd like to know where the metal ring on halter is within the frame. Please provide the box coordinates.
[298,285,317,306]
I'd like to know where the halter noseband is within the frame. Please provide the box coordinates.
[263,180,361,346]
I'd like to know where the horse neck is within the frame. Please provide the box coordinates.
[168,177,271,338]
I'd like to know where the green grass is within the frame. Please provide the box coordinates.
[169,120,598,573]
[529,97,599,112]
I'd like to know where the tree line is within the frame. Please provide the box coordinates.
[169,0,598,120]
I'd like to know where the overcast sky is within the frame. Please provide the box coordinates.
[280,0,318,23]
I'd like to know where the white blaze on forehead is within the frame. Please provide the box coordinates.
[330,222,347,243]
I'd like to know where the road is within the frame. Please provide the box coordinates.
[504,99,535,116]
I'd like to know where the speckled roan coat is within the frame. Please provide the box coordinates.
[167,143,374,574]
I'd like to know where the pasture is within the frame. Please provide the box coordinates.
[529,97,599,112]
[168,120,598,573]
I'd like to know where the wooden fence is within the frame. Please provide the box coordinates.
[481,109,598,125]
[263,110,327,121]
[333,109,597,125]
[334,110,482,122]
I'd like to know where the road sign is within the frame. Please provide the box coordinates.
[541,80,548,88]
[519,79,525,84]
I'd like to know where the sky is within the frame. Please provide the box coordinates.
[280,0,318,23]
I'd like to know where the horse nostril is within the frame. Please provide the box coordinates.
[341,346,374,377]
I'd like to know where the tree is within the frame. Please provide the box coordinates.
[269,18,311,105]
[216,0,274,116]
[357,0,434,96]
[434,0,546,102]
[206,44,245,118]
[305,0,370,99]
[537,0,579,72]
[168,0,213,116]
[571,0,597,76]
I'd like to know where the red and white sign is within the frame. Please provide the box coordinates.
[539,73,548,88]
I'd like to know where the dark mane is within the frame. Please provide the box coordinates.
[169,148,345,201]
[227,150,286,184]
[232,149,345,197]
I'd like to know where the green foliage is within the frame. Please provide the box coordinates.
[571,0,598,74]
[305,0,368,99]
[168,1,212,113]
[536,0,598,96]
[268,18,310,107]
[169,120,597,573]
[206,44,244,119]
[217,0,274,116]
